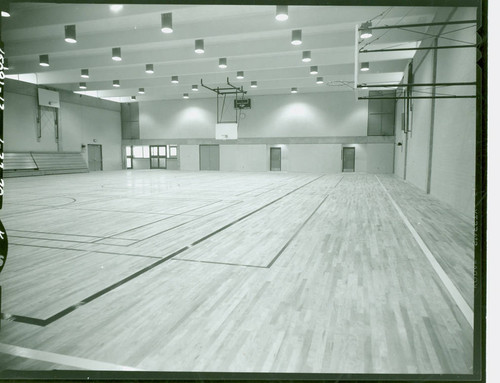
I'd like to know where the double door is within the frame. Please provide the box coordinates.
[150,145,167,169]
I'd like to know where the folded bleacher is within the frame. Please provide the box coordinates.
[4,152,89,177]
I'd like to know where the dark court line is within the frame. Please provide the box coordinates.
[267,176,343,268]
[9,235,114,246]
[7,242,162,260]
[266,195,329,268]
[1,246,189,327]
[172,258,267,269]
[1,176,323,327]
[92,199,225,242]
[191,175,324,246]
[123,200,243,244]
[6,228,103,239]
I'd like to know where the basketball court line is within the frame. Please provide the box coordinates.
[375,176,474,328]
[172,258,268,269]
[191,175,324,246]
[5,242,162,259]
[1,175,325,327]
[0,342,142,371]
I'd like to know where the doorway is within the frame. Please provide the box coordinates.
[342,147,355,172]
[270,147,281,171]
[150,145,167,169]
[199,145,220,171]
[87,144,103,171]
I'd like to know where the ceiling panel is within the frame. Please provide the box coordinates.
[2,2,447,102]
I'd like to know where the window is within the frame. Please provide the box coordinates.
[132,145,150,158]
[125,146,133,169]
[168,145,178,158]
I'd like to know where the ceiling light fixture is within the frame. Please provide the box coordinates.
[250,81,257,88]
[39,54,50,67]
[183,93,189,99]
[81,69,89,78]
[113,80,120,87]
[302,51,311,62]
[360,21,373,39]
[79,82,87,89]
[110,4,123,12]
[219,58,227,69]
[1,2,10,17]
[236,71,244,79]
[275,5,288,21]
[171,75,179,84]
[310,66,318,75]
[192,84,199,91]
[64,24,77,43]
[194,39,204,54]
[145,64,154,74]
[360,62,369,71]
[291,87,298,93]
[138,88,145,94]
[316,77,324,84]
[112,47,122,61]
[291,29,302,45]
[161,12,173,33]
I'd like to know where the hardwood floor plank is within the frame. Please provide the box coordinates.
[0,171,474,374]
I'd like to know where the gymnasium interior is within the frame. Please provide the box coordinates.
[0,0,485,378]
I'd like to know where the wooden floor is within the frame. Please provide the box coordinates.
[0,170,474,374]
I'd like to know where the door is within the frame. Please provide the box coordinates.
[270,147,281,171]
[150,145,167,169]
[199,145,220,171]
[342,147,355,172]
[88,144,103,171]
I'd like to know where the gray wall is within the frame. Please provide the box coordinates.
[4,79,122,171]
[394,7,476,219]
[133,91,393,174]
[139,92,368,139]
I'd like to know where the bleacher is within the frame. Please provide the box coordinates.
[4,152,89,177]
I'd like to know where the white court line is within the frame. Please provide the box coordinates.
[376,176,474,329]
[0,342,142,371]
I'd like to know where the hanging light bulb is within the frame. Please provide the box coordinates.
[112,47,122,61]
[360,21,373,39]
[64,25,77,43]
[275,5,288,21]
[291,29,302,45]
[161,12,173,33]
[219,58,227,69]
[195,39,204,54]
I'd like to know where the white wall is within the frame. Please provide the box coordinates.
[367,144,394,174]
[429,8,476,217]
[287,144,341,173]
[4,80,122,171]
[405,50,433,191]
[4,92,57,152]
[179,145,199,171]
[220,144,267,172]
[393,7,477,219]
[139,92,368,139]
[59,101,122,171]
[238,93,367,138]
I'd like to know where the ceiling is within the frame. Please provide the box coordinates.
[2,2,448,103]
